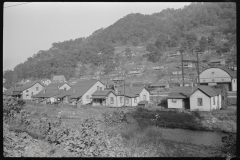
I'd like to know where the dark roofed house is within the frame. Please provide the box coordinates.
[5,80,44,100]
[52,75,67,83]
[209,58,226,66]
[167,85,222,111]
[46,82,71,90]
[55,88,75,104]
[131,82,149,87]
[33,88,59,104]
[4,86,18,97]
[91,90,116,107]
[149,80,169,89]
[69,80,105,106]
[115,86,150,107]
[138,100,148,107]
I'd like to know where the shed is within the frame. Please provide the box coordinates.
[138,100,148,107]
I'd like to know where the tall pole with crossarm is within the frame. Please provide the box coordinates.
[124,78,125,107]
[181,51,185,86]
[196,50,200,86]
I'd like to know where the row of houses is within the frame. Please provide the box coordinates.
[3,66,237,111]
[3,79,225,111]
[4,79,151,107]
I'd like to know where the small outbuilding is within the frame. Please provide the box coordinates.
[137,100,149,107]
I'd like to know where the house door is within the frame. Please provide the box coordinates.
[183,99,190,109]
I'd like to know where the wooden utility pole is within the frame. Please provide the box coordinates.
[124,78,125,107]
[183,59,199,86]
[181,51,185,86]
[196,50,200,86]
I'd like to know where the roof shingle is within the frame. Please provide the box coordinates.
[70,80,99,99]
[33,89,59,98]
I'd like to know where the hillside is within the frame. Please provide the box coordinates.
[3,2,236,88]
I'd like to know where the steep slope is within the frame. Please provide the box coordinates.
[4,2,236,85]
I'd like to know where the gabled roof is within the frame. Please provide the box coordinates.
[52,75,66,82]
[46,82,70,90]
[117,87,146,95]
[33,89,59,98]
[14,80,43,92]
[4,86,17,95]
[214,88,222,95]
[125,93,139,98]
[150,81,168,87]
[167,86,221,99]
[91,90,115,99]
[138,100,148,105]
[55,88,75,98]
[92,90,114,96]
[167,92,189,99]
[210,59,225,63]
[70,80,100,99]
[192,86,220,97]
[167,86,198,99]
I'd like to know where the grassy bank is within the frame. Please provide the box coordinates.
[130,107,206,131]
[129,107,236,133]
[4,99,235,157]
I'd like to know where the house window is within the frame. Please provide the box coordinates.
[26,94,29,98]
[212,79,215,82]
[97,86,99,90]
[172,99,177,103]
[126,97,129,104]
[134,98,137,103]
[100,87,102,90]
[31,92,33,97]
[197,98,203,106]
[222,79,224,81]
[64,88,66,90]
[118,91,122,94]
[110,97,114,104]
[212,72,214,75]
[36,87,39,91]
[120,97,123,103]
[26,90,29,93]
[213,97,215,105]
[143,95,146,101]
[86,95,89,99]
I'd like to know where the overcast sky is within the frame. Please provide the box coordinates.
[3,2,191,71]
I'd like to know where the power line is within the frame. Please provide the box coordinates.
[4,2,30,8]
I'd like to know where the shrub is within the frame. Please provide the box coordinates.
[222,133,236,157]
[159,98,167,108]
[102,110,125,126]
[192,110,202,119]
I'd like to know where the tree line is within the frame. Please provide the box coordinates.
[3,2,236,88]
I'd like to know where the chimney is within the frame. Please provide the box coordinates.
[115,87,118,95]
[191,82,193,92]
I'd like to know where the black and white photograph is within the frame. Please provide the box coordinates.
[3,2,236,158]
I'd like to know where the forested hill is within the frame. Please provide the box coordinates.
[4,2,236,88]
